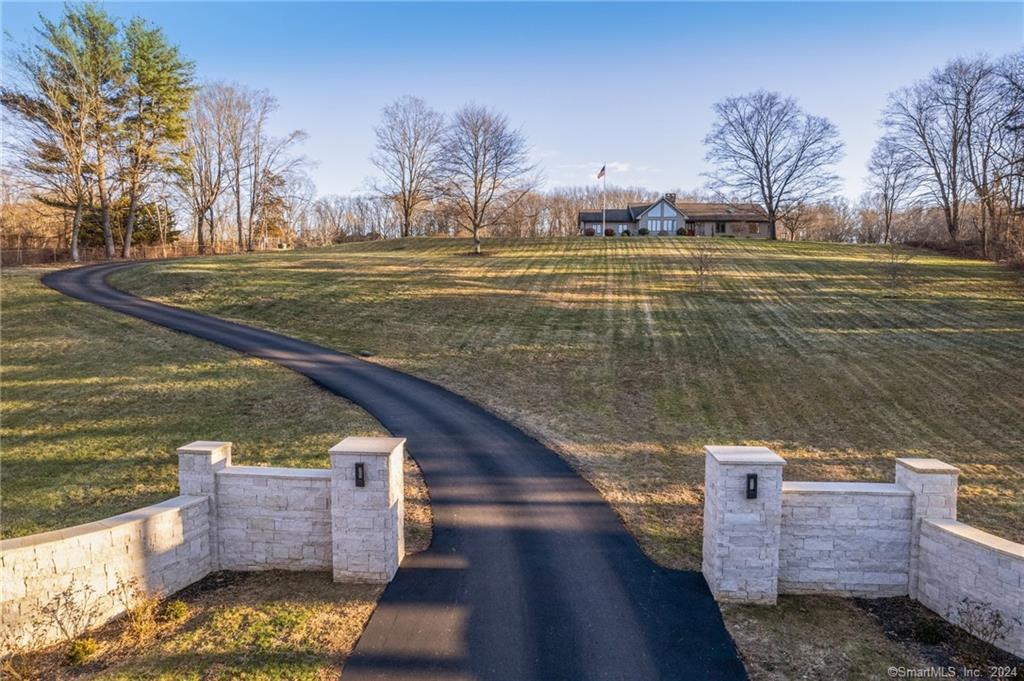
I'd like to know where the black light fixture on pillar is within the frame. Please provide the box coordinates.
[746,473,758,499]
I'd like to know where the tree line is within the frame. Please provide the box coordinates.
[3,3,1022,264]
[701,51,1024,261]
[1,3,308,261]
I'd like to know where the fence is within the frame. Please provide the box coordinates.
[0,242,292,267]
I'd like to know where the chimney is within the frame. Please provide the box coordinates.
[665,193,677,205]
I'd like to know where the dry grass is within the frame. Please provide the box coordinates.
[115,237,1024,571]
[1,269,433,678]
[724,597,935,681]
[3,464,432,681]
[0,269,385,538]
[5,572,381,680]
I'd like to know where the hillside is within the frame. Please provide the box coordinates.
[114,237,1024,569]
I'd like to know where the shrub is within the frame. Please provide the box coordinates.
[638,227,650,236]
[622,230,631,237]
[583,227,596,237]
[66,637,98,666]
[676,227,686,236]
[950,597,1021,666]
[35,577,101,646]
[114,576,160,646]
[604,227,614,236]
[161,600,190,623]
[912,618,945,645]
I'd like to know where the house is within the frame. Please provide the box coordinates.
[578,193,769,238]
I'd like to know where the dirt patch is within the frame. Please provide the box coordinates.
[854,596,1023,669]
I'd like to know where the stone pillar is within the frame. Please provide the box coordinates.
[329,436,406,583]
[895,458,959,599]
[702,445,786,604]
[177,441,231,569]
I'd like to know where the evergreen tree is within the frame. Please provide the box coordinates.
[119,18,194,257]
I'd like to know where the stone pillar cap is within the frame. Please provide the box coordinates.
[329,436,406,456]
[177,441,232,454]
[704,445,786,465]
[896,458,959,474]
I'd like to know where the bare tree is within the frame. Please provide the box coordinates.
[1,12,95,262]
[867,136,920,243]
[882,235,915,295]
[882,59,986,243]
[961,58,1019,258]
[178,83,231,254]
[779,201,811,241]
[371,96,444,238]
[703,90,844,240]
[438,104,537,254]
[689,238,715,292]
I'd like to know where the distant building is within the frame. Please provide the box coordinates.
[578,193,769,238]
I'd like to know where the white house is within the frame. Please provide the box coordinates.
[578,193,770,238]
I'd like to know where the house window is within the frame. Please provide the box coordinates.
[715,222,727,234]
[749,223,759,235]
[665,219,676,232]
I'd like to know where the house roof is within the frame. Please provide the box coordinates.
[578,209,635,223]
[674,202,768,221]
[578,198,768,223]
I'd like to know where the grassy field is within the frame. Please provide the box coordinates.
[1,269,387,538]
[0,270,432,679]
[113,237,1024,570]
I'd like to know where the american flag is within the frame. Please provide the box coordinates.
[597,165,606,180]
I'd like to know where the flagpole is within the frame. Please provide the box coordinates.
[596,163,607,236]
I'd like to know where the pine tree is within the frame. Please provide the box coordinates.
[119,18,194,257]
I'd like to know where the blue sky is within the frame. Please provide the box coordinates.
[3,2,1022,199]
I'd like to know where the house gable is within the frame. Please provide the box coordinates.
[633,198,679,221]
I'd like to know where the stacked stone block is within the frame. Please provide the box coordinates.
[216,467,332,570]
[329,436,406,583]
[894,458,959,599]
[702,445,786,604]
[2,435,409,653]
[779,482,912,596]
[0,496,210,650]
[177,440,232,567]
[916,519,1024,659]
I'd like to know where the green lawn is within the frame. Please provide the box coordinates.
[1,270,433,680]
[112,237,1024,570]
[0,269,385,539]
[6,238,1020,680]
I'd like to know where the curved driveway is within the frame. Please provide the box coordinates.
[44,262,747,681]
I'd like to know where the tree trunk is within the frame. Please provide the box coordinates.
[70,199,83,263]
[196,212,207,255]
[96,145,115,259]
[767,211,778,241]
[472,225,481,254]
[208,208,217,253]
[122,188,139,259]
[235,175,244,252]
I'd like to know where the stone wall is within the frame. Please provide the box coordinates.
[0,496,211,650]
[917,519,1024,659]
[701,446,786,604]
[779,482,912,596]
[703,448,1024,659]
[216,467,332,571]
[1,436,405,652]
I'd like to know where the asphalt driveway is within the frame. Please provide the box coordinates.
[44,262,748,681]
